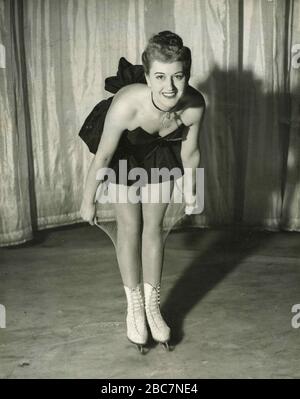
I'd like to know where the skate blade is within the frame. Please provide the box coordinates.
[154,340,173,351]
[127,338,148,355]
[161,341,170,351]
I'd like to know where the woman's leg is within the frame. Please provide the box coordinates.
[141,180,173,285]
[110,183,142,288]
[140,181,173,348]
[109,183,147,351]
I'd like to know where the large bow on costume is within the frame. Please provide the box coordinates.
[105,57,146,93]
[78,57,147,154]
[143,133,184,160]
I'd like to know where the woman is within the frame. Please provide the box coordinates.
[80,31,205,353]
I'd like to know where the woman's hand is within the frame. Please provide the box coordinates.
[184,194,197,215]
[80,201,96,225]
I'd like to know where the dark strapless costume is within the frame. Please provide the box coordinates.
[79,57,186,186]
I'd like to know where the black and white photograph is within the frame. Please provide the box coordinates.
[0,0,300,382]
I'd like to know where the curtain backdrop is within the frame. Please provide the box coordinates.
[0,0,299,246]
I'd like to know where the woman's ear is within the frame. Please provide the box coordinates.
[145,74,151,88]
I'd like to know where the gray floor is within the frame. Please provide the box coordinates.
[0,225,300,379]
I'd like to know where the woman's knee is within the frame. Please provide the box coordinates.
[142,220,163,237]
[117,218,141,237]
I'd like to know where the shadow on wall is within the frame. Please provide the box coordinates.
[191,66,296,228]
[162,66,299,346]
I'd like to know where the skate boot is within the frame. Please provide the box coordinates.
[124,284,148,354]
[144,282,171,351]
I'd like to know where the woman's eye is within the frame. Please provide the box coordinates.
[175,74,184,80]
[156,75,164,80]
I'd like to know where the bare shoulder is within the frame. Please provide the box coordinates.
[181,86,206,127]
[105,84,147,129]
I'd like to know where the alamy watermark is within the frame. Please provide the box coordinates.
[291,304,300,329]
[0,304,5,328]
[0,44,5,69]
[292,44,300,69]
[95,162,204,214]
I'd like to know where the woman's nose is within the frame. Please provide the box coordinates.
[164,77,175,90]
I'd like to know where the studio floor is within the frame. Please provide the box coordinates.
[0,225,300,379]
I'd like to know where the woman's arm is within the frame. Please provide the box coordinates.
[180,104,205,212]
[80,90,136,224]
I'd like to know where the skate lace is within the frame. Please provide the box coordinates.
[130,287,144,312]
[146,285,169,339]
[149,285,161,312]
[126,286,146,341]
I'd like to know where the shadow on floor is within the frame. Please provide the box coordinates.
[162,228,273,346]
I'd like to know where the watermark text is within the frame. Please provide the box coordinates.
[291,304,300,329]
[0,304,6,328]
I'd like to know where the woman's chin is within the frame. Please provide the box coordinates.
[160,94,180,109]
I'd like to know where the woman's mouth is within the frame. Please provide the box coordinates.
[162,92,177,99]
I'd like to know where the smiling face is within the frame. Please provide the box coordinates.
[145,60,188,111]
